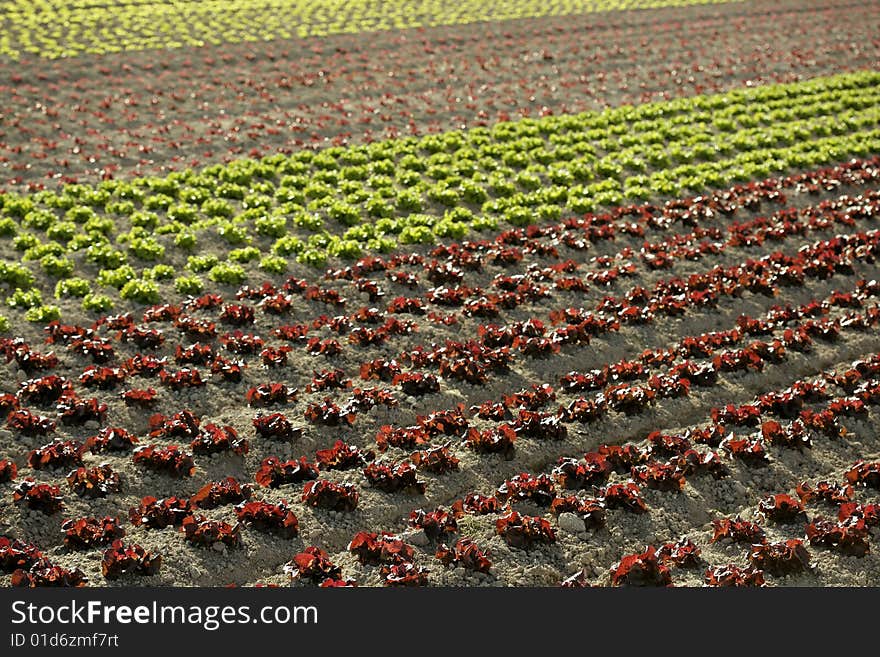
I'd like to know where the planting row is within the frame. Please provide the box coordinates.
[0,0,739,60]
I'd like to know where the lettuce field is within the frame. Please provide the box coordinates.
[0,0,879,588]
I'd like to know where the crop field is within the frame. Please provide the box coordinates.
[0,0,879,588]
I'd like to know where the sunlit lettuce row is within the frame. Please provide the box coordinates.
[0,70,877,324]
[0,0,741,59]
